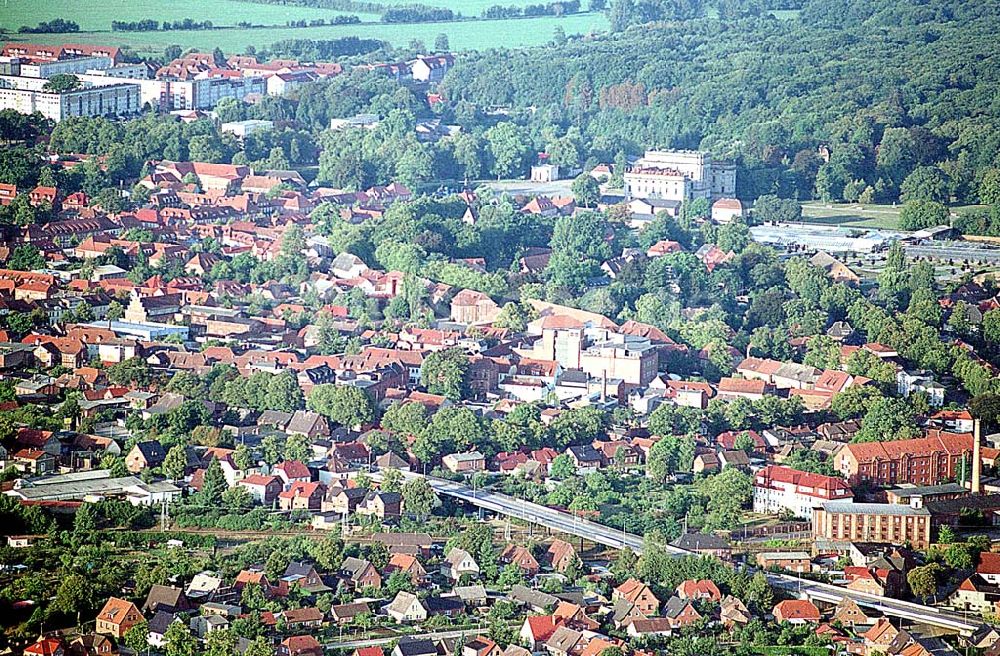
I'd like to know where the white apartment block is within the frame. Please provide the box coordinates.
[0,76,140,122]
[18,56,113,78]
[624,149,737,202]
[753,465,853,519]
[77,73,265,111]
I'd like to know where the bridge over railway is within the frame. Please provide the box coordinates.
[373,470,980,636]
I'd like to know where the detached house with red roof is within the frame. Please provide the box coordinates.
[273,460,312,490]
[25,638,64,656]
[544,539,578,574]
[95,597,143,638]
[519,615,561,652]
[772,600,820,625]
[753,465,853,519]
[238,475,283,506]
[278,481,325,511]
[500,544,540,577]
[613,579,660,616]
[279,636,322,656]
[29,185,59,208]
[675,579,721,602]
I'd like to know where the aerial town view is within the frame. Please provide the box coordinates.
[3,0,1000,656]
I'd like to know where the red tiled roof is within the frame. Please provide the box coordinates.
[844,433,972,463]
[774,600,820,621]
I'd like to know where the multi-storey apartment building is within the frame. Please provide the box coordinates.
[0,77,139,122]
[753,465,853,519]
[834,432,973,487]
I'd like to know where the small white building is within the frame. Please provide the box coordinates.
[531,164,560,183]
[711,197,744,224]
[220,119,273,138]
[897,370,945,407]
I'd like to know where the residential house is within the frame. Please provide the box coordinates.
[125,441,166,473]
[544,539,578,574]
[566,445,604,474]
[844,566,905,598]
[520,615,561,652]
[142,585,191,614]
[278,636,323,656]
[443,451,486,473]
[95,597,143,638]
[442,547,480,580]
[613,579,659,616]
[357,490,403,520]
[500,544,540,577]
[831,597,872,628]
[238,475,283,506]
[273,460,312,489]
[25,638,64,656]
[340,557,382,590]
[947,575,1000,614]
[69,634,113,656]
[323,486,368,515]
[670,533,731,560]
[675,579,722,602]
[278,481,325,511]
[282,607,325,630]
[544,626,583,656]
[284,561,329,593]
[384,553,428,586]
[391,638,437,656]
[331,602,370,625]
[772,600,820,624]
[386,591,428,623]
[663,596,702,630]
[720,596,751,628]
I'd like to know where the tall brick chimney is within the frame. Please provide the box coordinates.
[972,418,982,495]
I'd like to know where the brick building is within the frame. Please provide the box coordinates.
[834,433,972,487]
[812,502,932,550]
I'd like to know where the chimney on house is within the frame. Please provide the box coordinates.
[972,418,983,495]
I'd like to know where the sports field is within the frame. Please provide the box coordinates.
[1,0,608,52]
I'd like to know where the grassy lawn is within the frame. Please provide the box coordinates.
[2,13,607,52]
[753,648,829,656]
[799,202,903,230]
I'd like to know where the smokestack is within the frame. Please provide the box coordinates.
[972,418,982,495]
[601,369,607,403]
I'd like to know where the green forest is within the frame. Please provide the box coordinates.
[439,0,1000,219]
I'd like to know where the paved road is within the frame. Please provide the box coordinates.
[375,471,980,635]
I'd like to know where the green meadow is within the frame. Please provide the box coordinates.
[3,15,606,53]
[0,0,608,52]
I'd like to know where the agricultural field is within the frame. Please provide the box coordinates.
[1,11,607,52]
[0,0,364,33]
